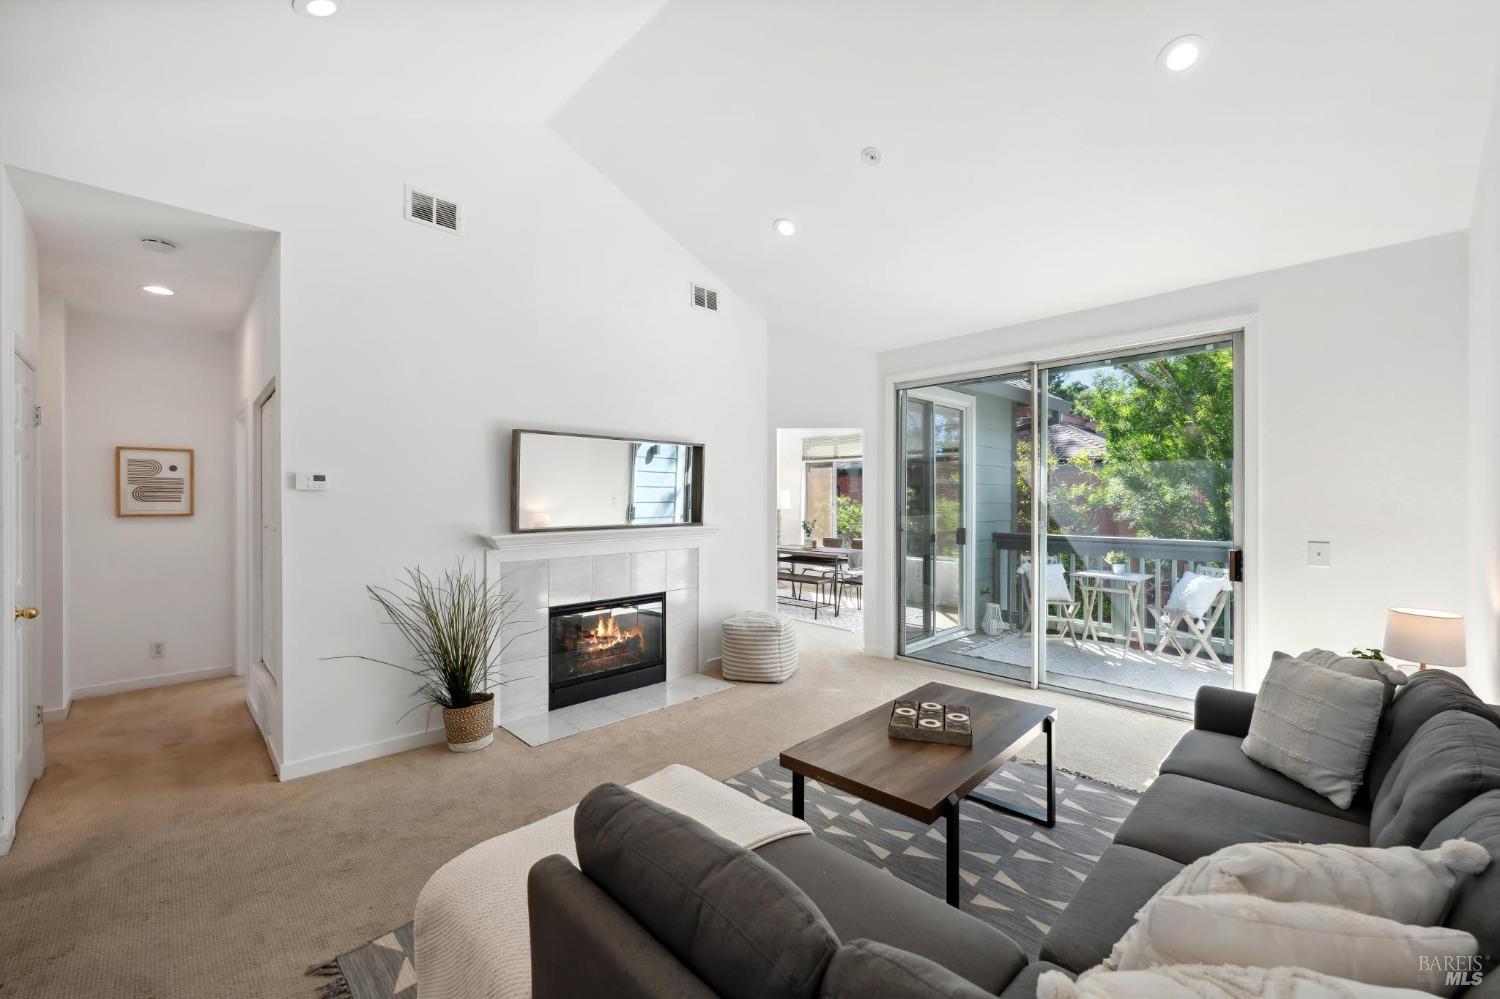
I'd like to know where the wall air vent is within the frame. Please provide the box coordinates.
[690,283,719,312]
[405,185,462,233]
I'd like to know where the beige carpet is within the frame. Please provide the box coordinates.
[0,624,1186,998]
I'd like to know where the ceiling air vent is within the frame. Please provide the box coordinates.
[690,283,719,312]
[405,185,461,233]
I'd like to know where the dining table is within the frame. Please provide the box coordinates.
[776,546,852,618]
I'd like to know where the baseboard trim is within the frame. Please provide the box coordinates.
[71,665,236,700]
[0,825,13,857]
[42,701,71,723]
[277,727,446,781]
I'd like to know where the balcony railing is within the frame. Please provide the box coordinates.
[990,531,1234,663]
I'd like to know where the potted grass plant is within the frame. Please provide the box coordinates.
[337,559,530,753]
[1105,550,1129,575]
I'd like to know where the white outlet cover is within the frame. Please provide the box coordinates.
[1307,541,1332,568]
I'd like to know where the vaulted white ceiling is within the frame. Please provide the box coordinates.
[555,0,1500,349]
[0,0,668,124]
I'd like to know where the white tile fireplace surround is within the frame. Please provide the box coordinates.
[482,527,731,747]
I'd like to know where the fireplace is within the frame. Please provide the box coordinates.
[548,593,666,709]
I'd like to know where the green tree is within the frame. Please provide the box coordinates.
[835,495,864,540]
[1016,348,1233,541]
[1069,349,1233,540]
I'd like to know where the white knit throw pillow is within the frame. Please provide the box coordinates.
[1102,838,1489,973]
[1037,964,1440,999]
[1108,894,1477,995]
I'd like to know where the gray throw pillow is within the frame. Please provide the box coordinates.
[1242,652,1386,809]
[575,783,838,999]
[1299,648,1408,711]
[818,939,992,999]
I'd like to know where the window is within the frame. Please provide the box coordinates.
[801,434,863,542]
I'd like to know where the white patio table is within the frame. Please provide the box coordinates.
[1072,569,1152,651]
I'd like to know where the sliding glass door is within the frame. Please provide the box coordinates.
[895,333,1242,713]
[899,389,972,651]
[1039,338,1239,707]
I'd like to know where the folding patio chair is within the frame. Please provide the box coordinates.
[1017,557,1079,645]
[1155,567,1233,669]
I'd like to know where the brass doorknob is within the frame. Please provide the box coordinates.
[14,607,38,620]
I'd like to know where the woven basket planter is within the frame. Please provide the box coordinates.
[721,611,798,683]
[442,693,494,753]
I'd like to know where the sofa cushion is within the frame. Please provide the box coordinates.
[1241,653,1386,809]
[1113,775,1368,865]
[756,833,1028,994]
[818,939,991,999]
[1160,729,1372,821]
[1422,789,1500,963]
[1366,670,1500,802]
[575,784,838,999]
[1370,711,1500,848]
[1000,962,1073,998]
[1038,844,1183,974]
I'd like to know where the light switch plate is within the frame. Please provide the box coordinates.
[1307,541,1332,568]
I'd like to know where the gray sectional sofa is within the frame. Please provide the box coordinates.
[528,668,1500,997]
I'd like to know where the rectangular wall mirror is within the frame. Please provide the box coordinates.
[511,429,705,532]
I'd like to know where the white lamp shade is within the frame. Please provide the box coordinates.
[1383,608,1466,667]
[777,489,792,510]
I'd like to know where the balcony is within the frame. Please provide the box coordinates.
[912,532,1234,711]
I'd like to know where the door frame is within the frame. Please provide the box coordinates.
[882,313,1259,698]
[896,385,977,653]
[251,379,278,685]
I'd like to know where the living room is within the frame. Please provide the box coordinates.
[1,2,1498,997]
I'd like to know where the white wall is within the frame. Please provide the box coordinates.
[873,234,1471,694]
[232,243,282,765]
[0,104,770,776]
[38,290,66,716]
[1468,76,1500,704]
[64,313,235,697]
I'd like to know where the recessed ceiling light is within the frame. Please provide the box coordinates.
[772,218,797,237]
[141,285,175,296]
[292,0,339,16]
[1158,35,1204,73]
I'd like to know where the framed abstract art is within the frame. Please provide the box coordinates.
[116,446,195,517]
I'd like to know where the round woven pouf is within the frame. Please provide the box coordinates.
[720,611,798,683]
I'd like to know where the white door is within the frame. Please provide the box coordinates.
[13,357,42,797]
[256,388,280,683]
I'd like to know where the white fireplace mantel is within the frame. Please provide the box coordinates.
[479,525,720,563]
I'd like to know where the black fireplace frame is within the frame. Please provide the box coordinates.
[547,592,667,710]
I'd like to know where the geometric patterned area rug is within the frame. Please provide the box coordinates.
[307,758,1136,996]
[727,759,1137,958]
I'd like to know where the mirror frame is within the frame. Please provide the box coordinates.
[510,428,706,533]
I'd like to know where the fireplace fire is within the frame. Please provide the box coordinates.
[548,593,666,710]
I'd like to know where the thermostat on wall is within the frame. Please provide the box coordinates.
[295,472,330,491]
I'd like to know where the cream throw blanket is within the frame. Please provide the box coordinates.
[414,764,810,999]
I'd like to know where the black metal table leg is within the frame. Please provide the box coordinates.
[792,772,805,819]
[944,794,961,908]
[964,714,1057,828]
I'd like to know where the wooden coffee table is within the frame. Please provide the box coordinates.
[779,681,1055,909]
